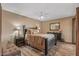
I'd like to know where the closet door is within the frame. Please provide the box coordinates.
[76,7,79,56]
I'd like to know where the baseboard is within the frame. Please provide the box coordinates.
[60,41,76,45]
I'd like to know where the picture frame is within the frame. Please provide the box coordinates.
[50,22,60,31]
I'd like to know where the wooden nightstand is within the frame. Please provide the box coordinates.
[14,37,25,47]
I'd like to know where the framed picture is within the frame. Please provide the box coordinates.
[50,22,60,31]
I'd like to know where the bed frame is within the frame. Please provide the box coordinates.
[25,34,57,56]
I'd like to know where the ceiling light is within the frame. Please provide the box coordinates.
[40,15,44,19]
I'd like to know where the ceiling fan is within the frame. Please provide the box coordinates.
[39,11,48,20]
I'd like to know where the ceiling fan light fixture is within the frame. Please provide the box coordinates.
[40,15,44,19]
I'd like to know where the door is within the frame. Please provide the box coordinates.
[0,3,2,56]
[76,7,79,56]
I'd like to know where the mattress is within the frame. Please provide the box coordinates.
[40,34,55,41]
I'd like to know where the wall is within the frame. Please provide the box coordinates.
[2,10,75,44]
[41,17,73,43]
[2,10,42,45]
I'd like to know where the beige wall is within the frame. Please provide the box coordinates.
[2,10,75,44]
[41,17,73,43]
[2,10,42,44]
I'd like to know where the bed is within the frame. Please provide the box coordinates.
[25,33,57,55]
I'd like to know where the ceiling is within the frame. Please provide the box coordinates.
[1,3,79,21]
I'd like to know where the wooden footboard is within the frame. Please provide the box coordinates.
[26,34,45,51]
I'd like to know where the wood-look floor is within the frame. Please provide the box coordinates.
[19,42,76,56]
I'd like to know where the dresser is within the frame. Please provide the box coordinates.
[47,32,62,42]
